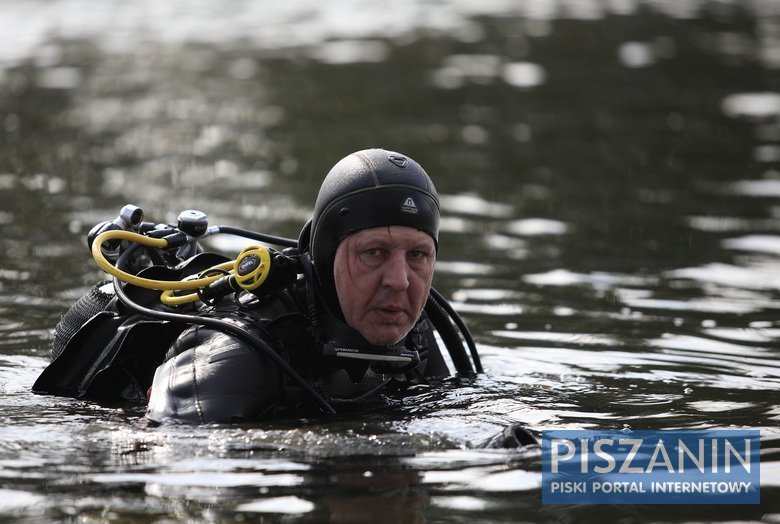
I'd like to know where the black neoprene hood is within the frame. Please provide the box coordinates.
[305,148,440,311]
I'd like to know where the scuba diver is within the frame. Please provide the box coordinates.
[33,148,486,425]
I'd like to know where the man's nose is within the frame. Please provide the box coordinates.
[381,251,410,290]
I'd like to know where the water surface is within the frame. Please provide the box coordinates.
[0,0,779,521]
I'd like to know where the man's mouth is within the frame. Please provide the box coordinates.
[374,306,406,323]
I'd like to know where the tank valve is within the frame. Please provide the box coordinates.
[177,210,208,237]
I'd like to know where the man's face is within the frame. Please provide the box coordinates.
[333,226,436,346]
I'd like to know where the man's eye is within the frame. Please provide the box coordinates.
[408,250,424,259]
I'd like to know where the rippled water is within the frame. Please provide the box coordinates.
[1,0,779,522]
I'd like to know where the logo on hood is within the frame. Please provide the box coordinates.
[388,154,408,168]
[401,197,418,214]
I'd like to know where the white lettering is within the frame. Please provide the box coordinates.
[549,481,587,493]
[580,438,589,473]
[651,481,753,494]
[551,439,575,473]
[725,439,751,473]
[618,439,644,473]
[593,439,616,473]
[646,439,674,473]
[712,439,718,473]
[592,481,646,494]
[678,439,705,473]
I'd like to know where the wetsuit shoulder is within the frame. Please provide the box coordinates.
[146,323,284,424]
[144,292,307,424]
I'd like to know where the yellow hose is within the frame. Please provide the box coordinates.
[159,289,201,306]
[91,229,235,291]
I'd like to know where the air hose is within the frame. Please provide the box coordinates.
[91,229,234,291]
[215,226,297,249]
[429,287,483,373]
[92,229,295,306]
[424,295,474,374]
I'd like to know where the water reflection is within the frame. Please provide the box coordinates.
[1,0,780,521]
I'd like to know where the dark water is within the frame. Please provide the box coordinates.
[1,1,779,522]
